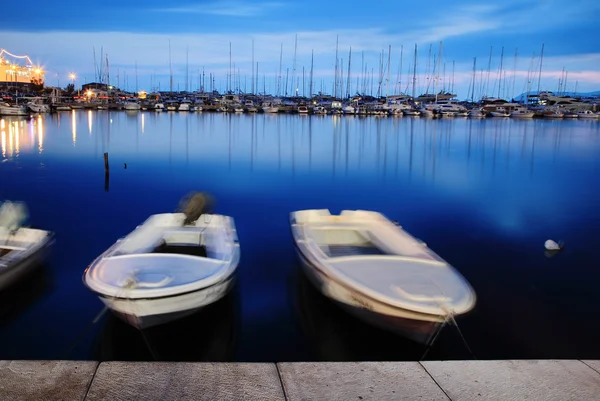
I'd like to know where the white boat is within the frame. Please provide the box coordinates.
[84,195,240,329]
[179,99,192,111]
[577,110,598,119]
[418,107,436,117]
[154,103,165,112]
[468,109,486,118]
[402,109,421,116]
[490,110,510,117]
[510,108,535,118]
[342,105,356,115]
[543,109,564,118]
[0,103,29,116]
[53,104,72,111]
[0,201,54,291]
[290,209,476,345]
[123,101,141,111]
[313,106,328,115]
[27,98,50,113]
[298,105,309,114]
[261,102,279,113]
[165,101,179,111]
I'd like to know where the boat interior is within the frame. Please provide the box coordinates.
[0,228,48,265]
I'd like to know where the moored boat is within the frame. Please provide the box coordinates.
[290,209,476,345]
[0,103,29,116]
[0,201,54,291]
[577,110,599,119]
[83,193,240,329]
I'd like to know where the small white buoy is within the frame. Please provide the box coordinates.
[544,239,563,251]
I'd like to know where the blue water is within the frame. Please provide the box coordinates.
[1,111,599,362]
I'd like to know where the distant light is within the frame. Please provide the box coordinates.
[34,68,41,74]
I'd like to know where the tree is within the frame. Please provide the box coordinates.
[66,83,75,93]
[31,77,44,92]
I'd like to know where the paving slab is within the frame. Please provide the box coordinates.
[422,360,600,401]
[278,362,448,401]
[0,360,98,401]
[582,360,600,375]
[85,362,285,401]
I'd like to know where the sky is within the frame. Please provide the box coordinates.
[1,0,599,99]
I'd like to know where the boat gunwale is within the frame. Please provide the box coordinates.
[290,210,476,317]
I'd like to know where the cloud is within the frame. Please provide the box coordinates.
[2,25,598,98]
[157,1,284,17]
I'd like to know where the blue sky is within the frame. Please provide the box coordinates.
[1,0,599,99]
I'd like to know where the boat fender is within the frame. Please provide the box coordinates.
[544,239,564,251]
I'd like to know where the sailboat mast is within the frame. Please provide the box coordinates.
[135,60,138,93]
[106,54,110,88]
[512,48,518,100]
[292,33,298,96]
[537,43,545,95]
[346,47,352,99]
[434,41,442,103]
[412,44,417,98]
[425,44,432,94]
[386,45,391,98]
[397,45,403,94]
[169,40,173,93]
[485,46,493,97]
[497,46,504,98]
[229,42,232,93]
[277,43,283,96]
[309,49,314,98]
[334,35,339,98]
[251,39,255,94]
[184,46,188,92]
[451,60,455,94]
[470,57,477,102]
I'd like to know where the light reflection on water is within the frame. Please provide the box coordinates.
[0,112,599,361]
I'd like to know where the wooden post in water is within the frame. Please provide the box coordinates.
[104,152,110,192]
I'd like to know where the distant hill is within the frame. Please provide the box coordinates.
[514,91,600,102]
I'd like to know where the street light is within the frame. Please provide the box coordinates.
[69,73,78,96]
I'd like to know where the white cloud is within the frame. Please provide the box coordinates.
[1,22,598,97]
[157,1,284,17]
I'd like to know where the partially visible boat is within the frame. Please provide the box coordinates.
[468,108,486,118]
[0,103,29,116]
[27,98,51,113]
[290,209,476,345]
[577,110,599,119]
[510,108,535,118]
[83,193,240,330]
[402,109,421,116]
[0,201,54,291]
[123,101,141,111]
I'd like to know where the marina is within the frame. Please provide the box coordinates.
[0,111,599,362]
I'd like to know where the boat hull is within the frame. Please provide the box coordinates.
[0,234,54,291]
[294,247,445,345]
[96,276,236,330]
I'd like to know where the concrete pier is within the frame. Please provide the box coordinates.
[1,360,599,400]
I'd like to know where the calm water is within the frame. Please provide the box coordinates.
[1,111,600,362]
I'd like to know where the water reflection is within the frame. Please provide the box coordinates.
[71,110,77,146]
[0,117,44,158]
[0,264,53,328]
[94,289,238,362]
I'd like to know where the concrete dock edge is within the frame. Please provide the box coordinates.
[0,360,598,400]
